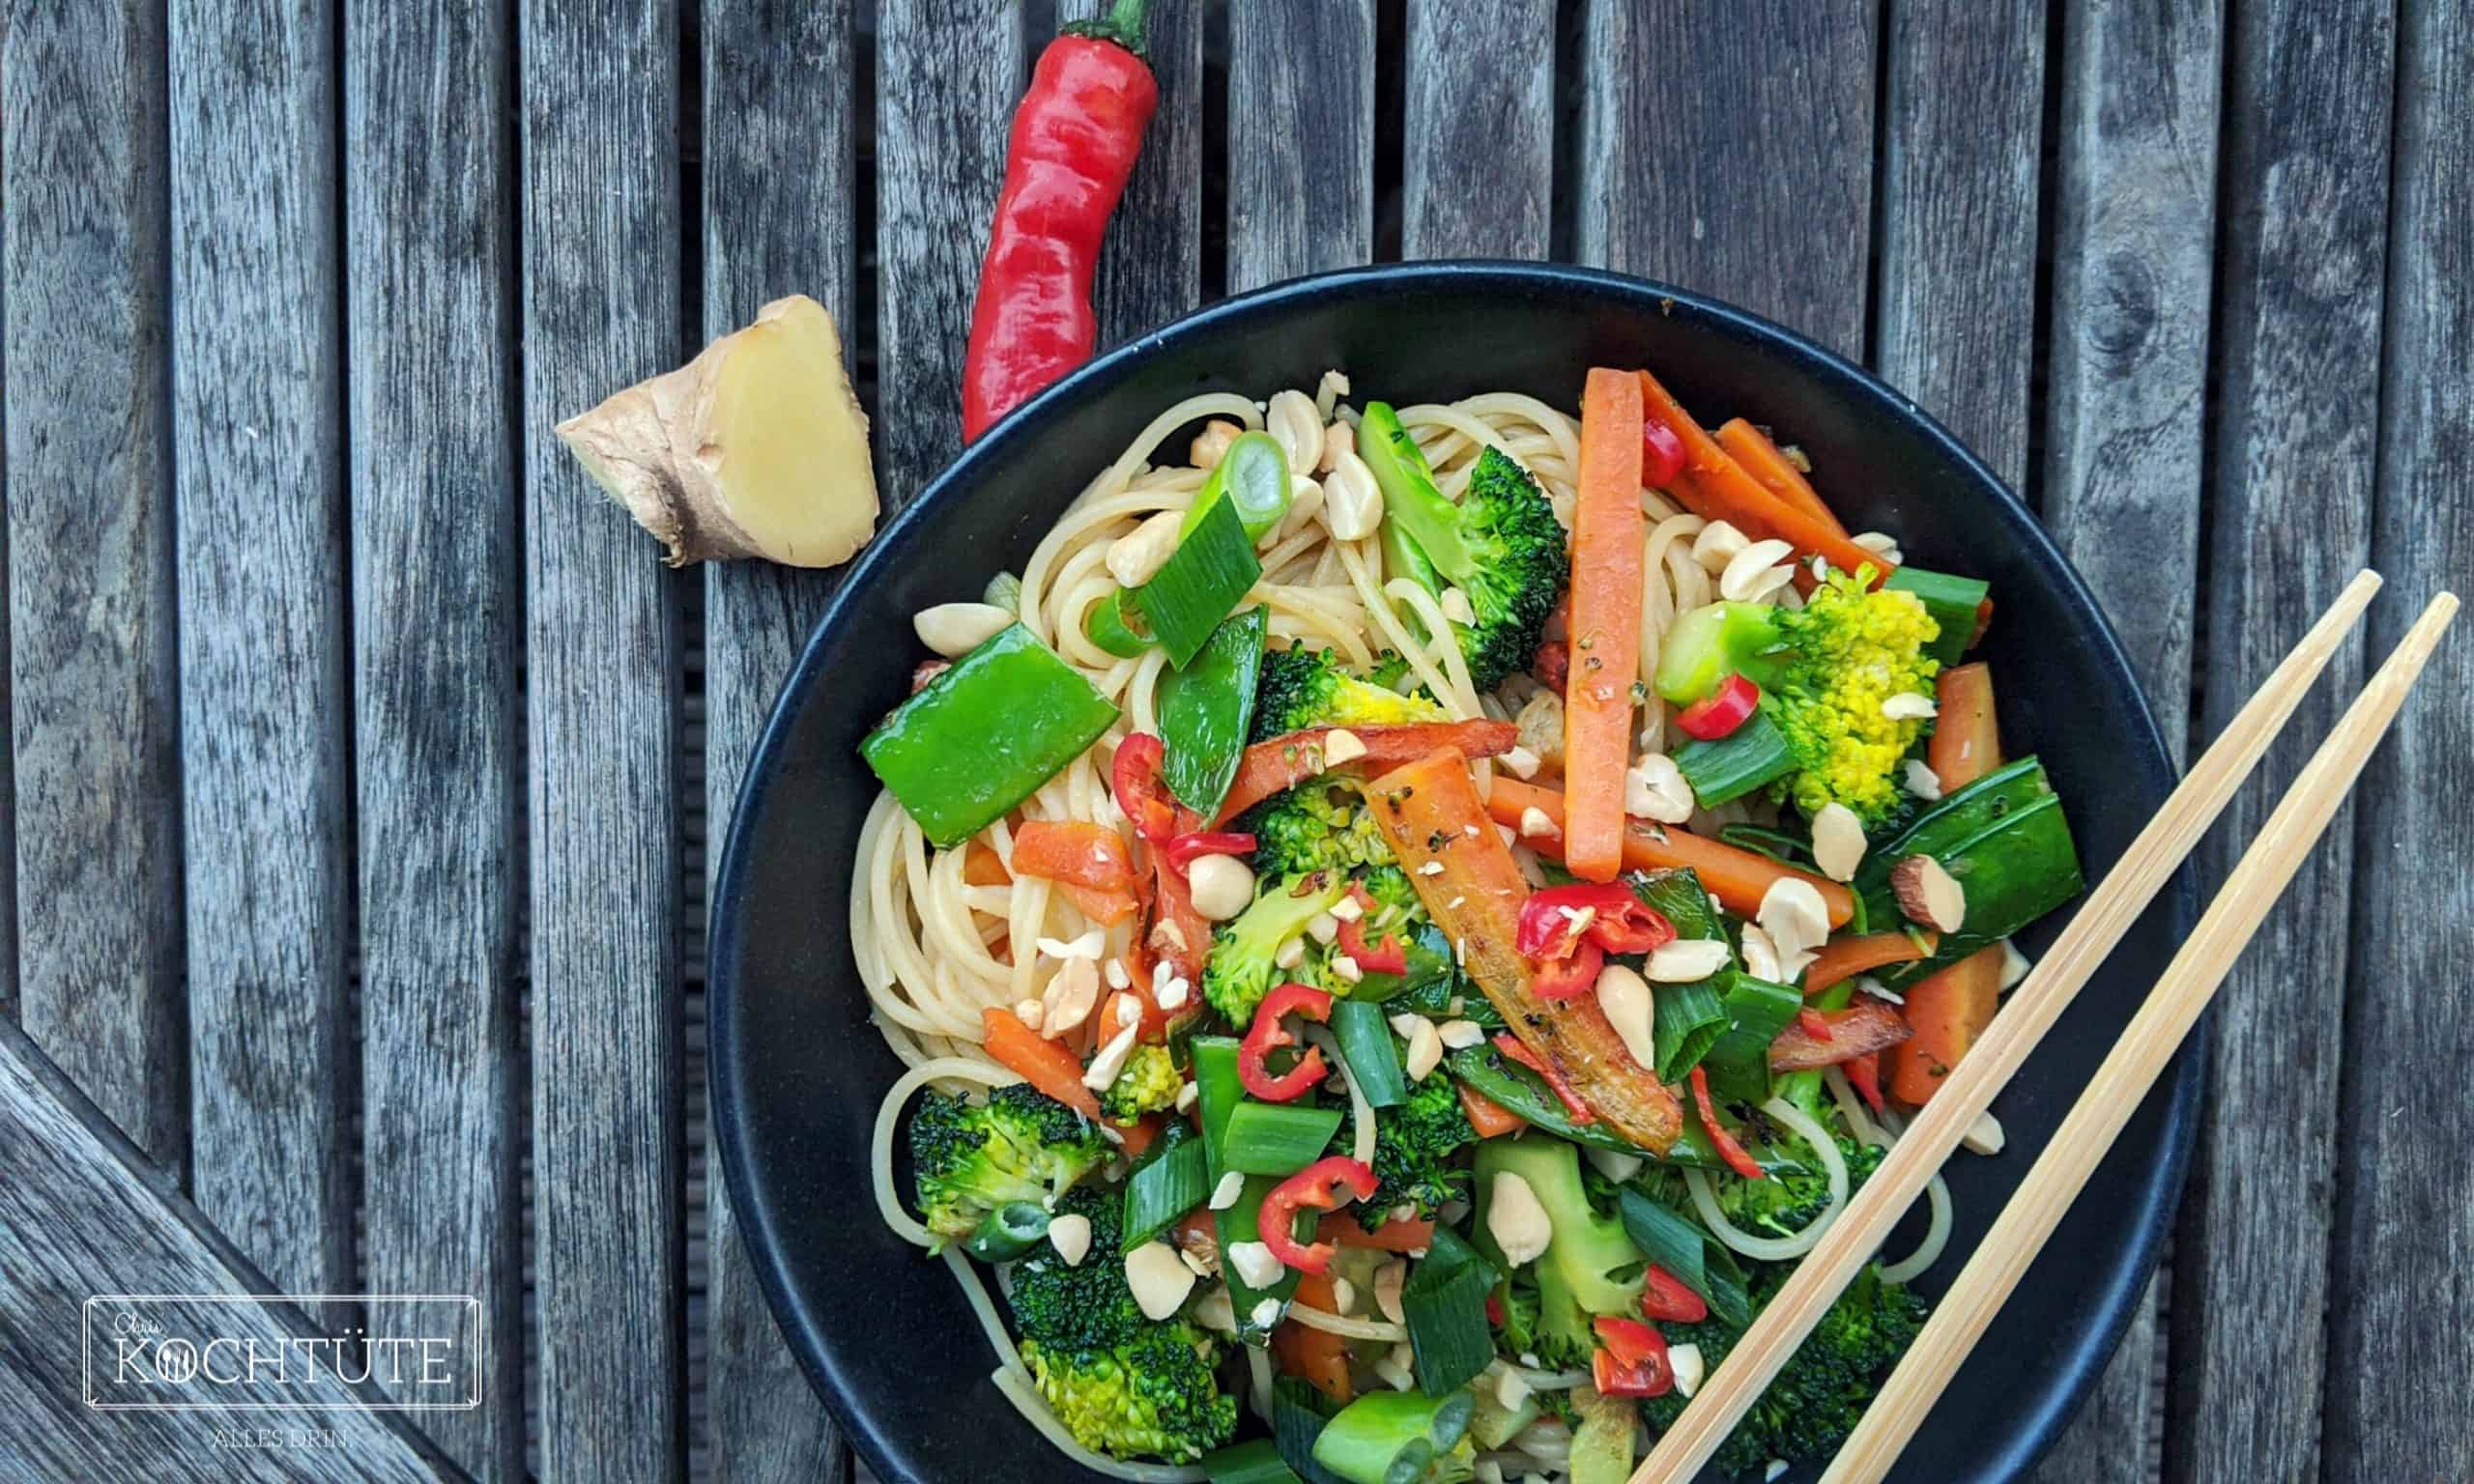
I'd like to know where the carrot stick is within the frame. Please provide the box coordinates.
[1456,1079,1528,1138]
[964,842,1013,886]
[1887,946,2004,1105]
[1320,1210,1436,1253]
[1637,369,1888,584]
[1563,368,1648,882]
[1929,662,2000,790]
[1484,777,1854,928]
[1714,417,1847,538]
[980,1006,1104,1120]
[1801,931,1936,996]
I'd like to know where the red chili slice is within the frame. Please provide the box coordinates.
[1111,733,1179,843]
[1591,1316,1675,1398]
[1237,983,1333,1102]
[1163,830,1256,874]
[1335,884,1409,976]
[1515,884,1676,958]
[1530,937,1606,1001]
[1847,1051,1887,1116]
[1494,1033,1597,1125]
[1640,1265,1709,1324]
[1258,1156,1379,1277]
[1678,673,1760,741]
[1641,418,1687,488]
[1796,1007,1835,1042]
[1688,1065,1767,1181]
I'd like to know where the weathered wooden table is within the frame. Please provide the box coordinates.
[3,1,2464,1480]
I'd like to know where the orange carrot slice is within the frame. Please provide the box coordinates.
[1637,369,1888,585]
[1888,946,2004,1104]
[980,1006,1103,1120]
[1801,931,1936,997]
[1930,662,2000,790]
[1563,368,1648,882]
[1715,417,1847,538]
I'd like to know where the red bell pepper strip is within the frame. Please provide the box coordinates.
[1238,983,1333,1102]
[1163,830,1256,874]
[1529,936,1606,1001]
[1317,1209,1435,1253]
[961,0,1161,442]
[1257,1156,1379,1277]
[1688,1066,1767,1181]
[1112,733,1179,843]
[1140,807,1212,987]
[1010,819,1143,925]
[1678,672,1760,740]
[1335,883,1408,975]
[1494,1033,1597,1124]
[1847,1051,1887,1117]
[1514,883,1676,958]
[1210,719,1520,826]
[1769,1000,1913,1073]
[1590,1317,1675,1398]
[1640,1265,1709,1324]
[1485,1292,1506,1327]
[1796,1007,1835,1042]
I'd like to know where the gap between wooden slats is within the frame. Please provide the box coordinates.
[1574,0,1875,360]
[2171,2,2396,1480]
[342,0,526,1475]
[1,0,185,1166]
[519,0,690,1477]
[694,0,861,1479]
[167,0,356,1327]
[2323,1,2473,1476]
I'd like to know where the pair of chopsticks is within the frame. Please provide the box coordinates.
[1633,569,2459,1484]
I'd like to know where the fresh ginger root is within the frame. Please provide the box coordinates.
[556,294,878,567]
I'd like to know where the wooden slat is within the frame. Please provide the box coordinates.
[166,0,352,1306]
[0,1020,457,1484]
[2173,3,2396,1479]
[1061,0,1202,344]
[2325,1,2472,1475]
[1576,0,1877,358]
[1,0,183,1159]
[1225,0,1375,292]
[698,0,857,1478]
[1872,0,2046,482]
[2033,6,2223,1477]
[1402,0,1555,260]
[519,1,686,1477]
[874,0,1024,504]
[343,0,522,1475]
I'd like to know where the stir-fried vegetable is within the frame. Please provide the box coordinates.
[1160,607,1269,814]
[1563,367,1649,881]
[1482,778,1855,927]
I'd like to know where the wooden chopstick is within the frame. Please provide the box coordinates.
[1628,567,2388,1483]
[1819,587,2459,1483]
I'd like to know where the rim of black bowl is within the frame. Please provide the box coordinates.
[709,260,2203,1484]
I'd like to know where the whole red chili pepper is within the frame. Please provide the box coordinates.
[961,0,1161,442]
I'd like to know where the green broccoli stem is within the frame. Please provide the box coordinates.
[1359,402,1475,584]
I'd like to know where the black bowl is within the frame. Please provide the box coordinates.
[710,262,2199,1484]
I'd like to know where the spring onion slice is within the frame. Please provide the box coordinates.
[1697,970,1804,1105]
[1121,1122,1210,1250]
[1183,431,1295,541]
[1614,1186,1752,1328]
[1202,1439,1306,1484]
[1140,496,1263,668]
[1086,586,1158,658]
[1399,1228,1498,1396]
[1192,1037,1301,1338]
[1223,1100,1347,1177]
[1272,1377,1348,1484]
[1310,1390,1476,1484]
[1327,1000,1409,1109]
[962,1200,1052,1263]
[1884,565,1990,666]
[1673,707,1799,808]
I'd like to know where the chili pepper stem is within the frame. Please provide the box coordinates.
[1061,0,1153,56]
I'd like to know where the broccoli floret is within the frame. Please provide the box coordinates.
[1328,1066,1480,1217]
[1655,567,1941,826]
[1201,870,1350,1025]
[1099,1043,1184,1125]
[1643,1265,1928,1475]
[1252,643,1450,742]
[1362,407,1568,692]
[1007,1184,1146,1351]
[909,1083,1109,1242]
[1241,777,1398,878]
[1021,1318,1239,1463]
[1474,1137,1646,1371]
[1628,1087,1885,1241]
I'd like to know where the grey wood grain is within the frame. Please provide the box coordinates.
[1225,0,1375,291]
[1,0,184,1161]
[2325,0,2474,1474]
[520,1,687,1477]
[875,0,1024,504]
[1576,0,1877,359]
[698,0,857,1478]
[343,0,523,1475]
[1872,0,2046,483]
[2172,3,2396,1479]
[1401,0,1555,261]
[2032,1,2222,1476]
[1061,0,1202,344]
[0,1018,459,1483]
[166,0,353,1312]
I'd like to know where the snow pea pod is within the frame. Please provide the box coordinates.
[1157,606,1266,814]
